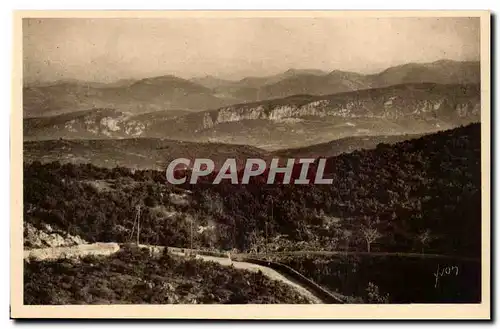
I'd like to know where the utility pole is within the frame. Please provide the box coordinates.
[232,222,236,251]
[136,204,142,245]
[265,220,268,256]
[265,197,273,256]
[190,219,193,251]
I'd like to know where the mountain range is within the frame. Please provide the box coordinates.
[24,60,480,118]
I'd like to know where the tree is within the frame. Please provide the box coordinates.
[417,229,434,254]
[366,282,389,303]
[342,229,352,251]
[362,226,382,253]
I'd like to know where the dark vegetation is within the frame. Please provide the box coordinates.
[256,253,480,303]
[24,246,310,304]
[23,123,482,304]
[24,123,481,258]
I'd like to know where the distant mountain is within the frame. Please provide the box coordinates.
[254,60,480,101]
[24,78,136,89]
[243,69,328,86]
[192,69,330,101]
[370,60,480,87]
[190,75,236,89]
[24,60,479,117]
[191,60,480,102]
[257,70,369,100]
[23,75,235,117]
[24,83,480,150]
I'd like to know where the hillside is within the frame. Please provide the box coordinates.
[25,246,311,304]
[24,123,481,257]
[23,132,422,170]
[24,83,480,150]
[22,123,482,303]
[273,133,424,159]
[23,138,269,170]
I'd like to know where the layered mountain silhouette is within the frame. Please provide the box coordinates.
[24,60,479,118]
[23,75,235,117]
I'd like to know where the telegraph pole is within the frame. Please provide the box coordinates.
[136,204,142,245]
[265,197,273,256]
[190,219,193,251]
[265,220,268,256]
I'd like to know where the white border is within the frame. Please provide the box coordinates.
[3,1,498,328]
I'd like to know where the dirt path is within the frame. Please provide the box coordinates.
[23,242,120,261]
[170,251,323,304]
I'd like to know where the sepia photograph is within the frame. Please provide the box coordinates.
[10,10,491,319]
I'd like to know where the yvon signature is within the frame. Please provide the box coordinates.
[434,264,459,288]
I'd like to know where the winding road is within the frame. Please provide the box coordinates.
[170,250,324,303]
[25,243,478,304]
[24,243,328,304]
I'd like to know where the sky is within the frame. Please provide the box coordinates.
[23,17,480,83]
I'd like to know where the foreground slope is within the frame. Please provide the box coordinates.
[23,124,482,303]
[24,246,312,304]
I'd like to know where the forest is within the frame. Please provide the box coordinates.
[24,123,481,258]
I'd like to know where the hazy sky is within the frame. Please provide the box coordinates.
[23,17,480,83]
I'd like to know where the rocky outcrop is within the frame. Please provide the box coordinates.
[199,95,479,130]
[24,84,480,142]
[24,223,87,249]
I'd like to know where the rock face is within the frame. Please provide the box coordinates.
[24,223,87,249]
[23,83,480,151]
[181,83,480,131]
[24,83,480,141]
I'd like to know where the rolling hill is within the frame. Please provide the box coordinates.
[23,138,270,170]
[272,133,425,159]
